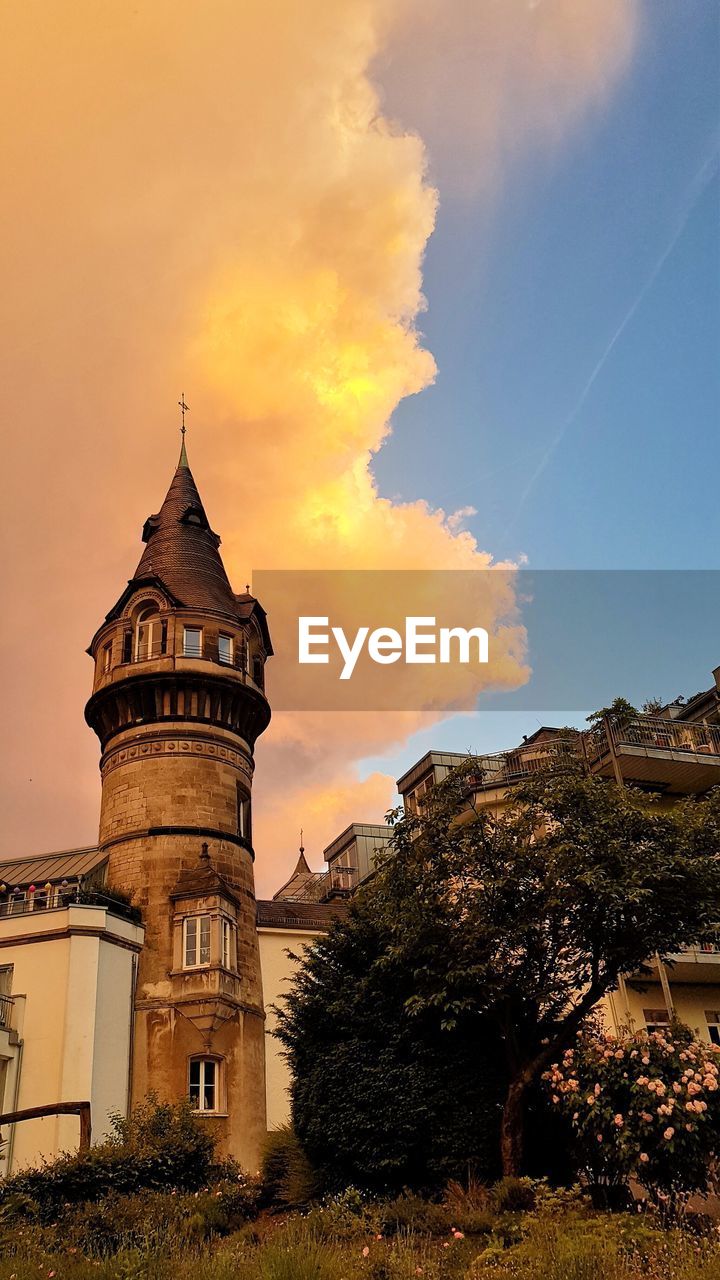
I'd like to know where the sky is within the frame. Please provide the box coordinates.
[0,0,718,895]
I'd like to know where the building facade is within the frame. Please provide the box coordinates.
[1,443,719,1168]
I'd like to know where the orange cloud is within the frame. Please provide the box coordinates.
[0,1,637,893]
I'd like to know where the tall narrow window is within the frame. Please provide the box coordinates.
[135,607,163,660]
[183,916,211,967]
[222,918,233,969]
[189,1058,218,1112]
[102,642,112,673]
[218,634,233,666]
[252,655,264,690]
[237,787,251,843]
[706,1012,720,1047]
[183,626,203,658]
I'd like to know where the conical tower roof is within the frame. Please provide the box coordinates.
[131,444,239,616]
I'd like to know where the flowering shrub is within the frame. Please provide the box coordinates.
[543,1025,720,1199]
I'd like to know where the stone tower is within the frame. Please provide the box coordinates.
[85,440,272,1167]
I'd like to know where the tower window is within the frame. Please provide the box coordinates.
[183,626,203,658]
[189,1057,219,1112]
[134,606,165,661]
[218,634,233,666]
[222,918,235,969]
[183,915,211,967]
[252,655,264,690]
[102,642,112,673]
[237,787,251,843]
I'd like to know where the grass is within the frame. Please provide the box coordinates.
[0,1185,718,1280]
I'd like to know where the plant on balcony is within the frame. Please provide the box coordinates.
[544,1023,720,1205]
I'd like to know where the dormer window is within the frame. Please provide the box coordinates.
[183,626,203,658]
[218,634,233,666]
[183,915,210,967]
[134,606,166,661]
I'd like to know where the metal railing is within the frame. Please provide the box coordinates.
[466,738,583,790]
[0,888,141,925]
[585,716,720,768]
[0,994,14,1030]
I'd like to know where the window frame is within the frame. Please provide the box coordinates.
[222,917,234,970]
[218,633,234,666]
[183,915,211,968]
[706,1011,720,1046]
[643,1007,670,1034]
[182,625,203,658]
[188,1056,222,1114]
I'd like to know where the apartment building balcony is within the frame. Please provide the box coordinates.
[627,942,720,987]
[585,716,720,794]
[465,738,582,794]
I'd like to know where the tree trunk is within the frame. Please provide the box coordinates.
[500,1075,528,1177]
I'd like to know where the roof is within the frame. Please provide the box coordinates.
[322,823,390,863]
[101,445,272,651]
[257,899,350,930]
[170,845,242,904]
[272,848,318,900]
[0,846,106,888]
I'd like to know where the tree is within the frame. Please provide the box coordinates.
[544,1023,720,1203]
[365,759,720,1175]
[275,900,507,1193]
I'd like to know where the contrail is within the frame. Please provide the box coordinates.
[510,149,719,525]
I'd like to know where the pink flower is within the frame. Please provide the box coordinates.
[597,1134,603,1143]
[614,1113,624,1127]
[453,1230,465,1239]
[362,1246,370,1257]
[663,1127,675,1140]
[639,1152,649,1163]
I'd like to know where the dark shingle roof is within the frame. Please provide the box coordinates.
[131,451,240,617]
[256,899,349,930]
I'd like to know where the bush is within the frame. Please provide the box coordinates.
[492,1176,537,1213]
[261,1124,320,1206]
[543,1024,720,1203]
[0,1096,217,1221]
[378,1192,452,1236]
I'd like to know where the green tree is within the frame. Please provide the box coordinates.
[275,900,507,1193]
[367,760,720,1175]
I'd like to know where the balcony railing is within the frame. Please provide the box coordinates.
[586,716,720,767]
[466,738,582,790]
[0,994,14,1030]
[0,888,141,925]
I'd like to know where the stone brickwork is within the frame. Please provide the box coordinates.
[85,449,272,1170]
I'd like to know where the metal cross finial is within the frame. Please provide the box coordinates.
[178,394,189,437]
[299,827,304,854]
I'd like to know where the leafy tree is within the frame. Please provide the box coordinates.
[367,760,720,1175]
[544,1023,720,1203]
[586,697,638,726]
[275,899,507,1193]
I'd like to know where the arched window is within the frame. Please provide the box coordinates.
[189,1057,222,1113]
[134,606,165,661]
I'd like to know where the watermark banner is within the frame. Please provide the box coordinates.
[251,570,720,712]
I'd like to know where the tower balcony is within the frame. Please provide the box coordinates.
[585,716,720,794]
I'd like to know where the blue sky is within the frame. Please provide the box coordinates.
[361,1,719,788]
